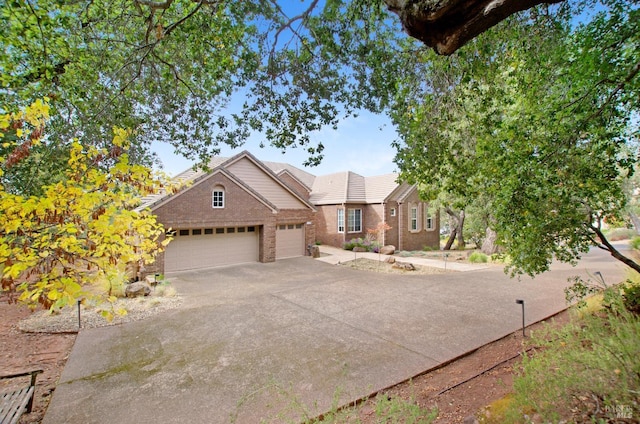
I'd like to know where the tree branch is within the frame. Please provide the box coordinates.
[586,59,640,122]
[269,0,320,58]
[590,223,640,274]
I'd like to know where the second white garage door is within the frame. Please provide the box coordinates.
[276,223,305,259]
[164,226,259,272]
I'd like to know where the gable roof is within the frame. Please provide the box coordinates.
[262,161,316,189]
[309,171,402,205]
[137,151,315,212]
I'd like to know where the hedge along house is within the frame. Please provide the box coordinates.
[310,172,440,251]
[138,151,317,274]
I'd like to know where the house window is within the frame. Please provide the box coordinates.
[216,228,224,234]
[390,208,396,217]
[348,209,362,233]
[212,187,224,208]
[179,229,189,236]
[192,229,202,235]
[204,228,213,235]
[337,209,345,233]
[424,205,435,231]
[410,206,419,231]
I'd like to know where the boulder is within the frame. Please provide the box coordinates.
[385,256,396,264]
[392,261,416,271]
[125,282,151,298]
[379,245,396,255]
[309,245,320,258]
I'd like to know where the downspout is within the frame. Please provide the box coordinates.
[382,202,386,246]
[398,202,403,250]
[342,202,346,245]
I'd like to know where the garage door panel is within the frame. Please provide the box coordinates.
[165,228,259,272]
[276,224,304,259]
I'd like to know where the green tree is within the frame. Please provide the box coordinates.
[393,2,640,275]
[1,0,408,176]
[2,0,639,283]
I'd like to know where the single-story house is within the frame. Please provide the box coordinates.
[310,172,440,251]
[139,151,439,275]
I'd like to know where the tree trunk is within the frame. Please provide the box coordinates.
[481,227,499,255]
[591,224,640,275]
[456,210,465,249]
[384,0,562,55]
[444,227,457,250]
[443,207,465,250]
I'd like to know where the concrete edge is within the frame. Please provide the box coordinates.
[308,307,571,422]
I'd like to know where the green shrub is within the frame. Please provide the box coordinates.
[630,236,640,250]
[623,282,640,314]
[489,253,510,264]
[468,252,488,263]
[504,291,640,422]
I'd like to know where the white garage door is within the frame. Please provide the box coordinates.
[276,223,305,259]
[164,226,259,272]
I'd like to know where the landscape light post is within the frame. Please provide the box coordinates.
[515,299,525,337]
[77,299,82,330]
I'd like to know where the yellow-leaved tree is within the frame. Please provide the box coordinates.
[0,100,172,313]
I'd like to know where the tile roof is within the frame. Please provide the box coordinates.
[309,171,402,205]
[138,151,408,210]
[261,161,316,189]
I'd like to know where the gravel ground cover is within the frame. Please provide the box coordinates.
[19,293,182,334]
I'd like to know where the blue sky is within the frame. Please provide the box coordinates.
[152,1,402,178]
[152,110,400,177]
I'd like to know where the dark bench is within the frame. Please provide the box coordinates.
[0,370,43,424]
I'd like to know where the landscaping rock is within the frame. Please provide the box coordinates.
[392,261,416,271]
[380,245,396,255]
[309,245,320,258]
[125,282,151,298]
[385,256,396,264]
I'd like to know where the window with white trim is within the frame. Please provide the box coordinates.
[424,204,435,231]
[390,208,396,217]
[337,209,345,233]
[409,205,419,231]
[212,187,225,208]
[348,208,362,233]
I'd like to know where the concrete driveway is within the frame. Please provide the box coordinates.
[43,247,627,423]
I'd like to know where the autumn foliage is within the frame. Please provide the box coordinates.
[0,100,171,310]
